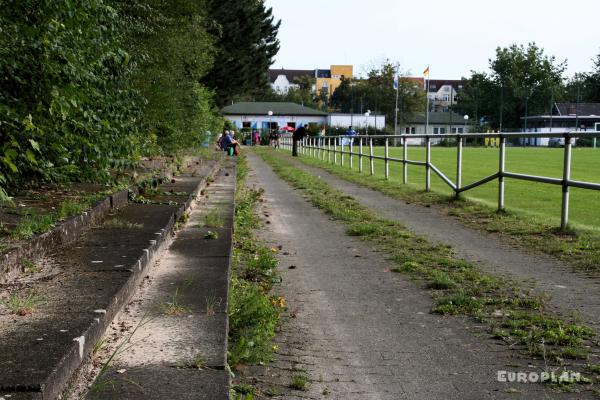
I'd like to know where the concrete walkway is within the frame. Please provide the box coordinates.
[282,152,600,334]
[84,163,235,400]
[239,152,580,400]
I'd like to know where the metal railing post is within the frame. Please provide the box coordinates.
[359,137,363,173]
[456,135,463,198]
[349,140,353,170]
[385,137,390,180]
[369,138,374,176]
[561,135,572,230]
[334,138,337,165]
[328,138,331,163]
[341,141,345,167]
[403,136,408,184]
[425,136,431,191]
[498,136,506,211]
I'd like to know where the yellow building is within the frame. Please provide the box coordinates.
[315,65,353,97]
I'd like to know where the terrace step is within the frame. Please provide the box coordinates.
[0,159,221,400]
[84,164,235,400]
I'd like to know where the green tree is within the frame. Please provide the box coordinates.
[116,0,221,153]
[0,0,140,196]
[330,60,424,130]
[457,43,566,130]
[203,0,280,106]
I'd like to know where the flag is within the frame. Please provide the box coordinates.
[423,66,430,78]
[393,74,398,90]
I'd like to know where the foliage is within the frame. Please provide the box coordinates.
[456,43,567,130]
[565,54,600,103]
[203,0,280,106]
[0,0,141,199]
[116,0,222,154]
[330,60,425,129]
[228,155,281,366]
[260,76,320,109]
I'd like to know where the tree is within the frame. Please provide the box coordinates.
[330,60,424,131]
[457,43,566,130]
[116,0,222,153]
[565,53,600,102]
[203,0,280,106]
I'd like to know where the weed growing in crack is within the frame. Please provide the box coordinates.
[290,374,309,391]
[204,230,219,240]
[202,210,225,228]
[159,288,190,315]
[3,292,43,316]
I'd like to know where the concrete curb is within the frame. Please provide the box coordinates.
[0,161,222,400]
[0,159,198,284]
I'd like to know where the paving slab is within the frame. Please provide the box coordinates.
[0,161,220,400]
[82,162,235,399]
[237,152,593,399]
[282,153,600,333]
[85,366,229,400]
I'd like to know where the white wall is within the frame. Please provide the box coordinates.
[329,114,385,130]
[225,114,326,130]
[271,75,299,94]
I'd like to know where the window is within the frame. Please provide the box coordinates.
[433,127,439,134]
[457,127,464,133]
[440,128,446,134]
[405,127,410,134]
[411,127,416,134]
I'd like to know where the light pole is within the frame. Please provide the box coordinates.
[268,110,273,135]
[463,114,469,133]
[365,110,371,136]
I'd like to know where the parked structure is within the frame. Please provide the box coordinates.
[400,112,468,144]
[522,103,600,146]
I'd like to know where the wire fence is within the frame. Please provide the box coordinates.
[279,132,600,230]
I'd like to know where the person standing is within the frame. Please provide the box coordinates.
[292,124,308,157]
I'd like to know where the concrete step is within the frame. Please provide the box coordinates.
[0,161,220,400]
[84,163,235,400]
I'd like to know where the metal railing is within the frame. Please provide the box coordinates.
[279,132,600,230]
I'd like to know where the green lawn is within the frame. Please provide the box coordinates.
[309,145,600,230]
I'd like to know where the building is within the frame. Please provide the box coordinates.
[315,65,353,97]
[329,113,385,131]
[268,69,314,94]
[221,101,383,133]
[268,65,353,96]
[521,102,600,146]
[222,102,328,131]
[402,112,469,144]
[407,78,465,112]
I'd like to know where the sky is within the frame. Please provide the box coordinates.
[264,0,600,80]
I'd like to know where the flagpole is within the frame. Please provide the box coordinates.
[425,68,430,135]
[394,79,399,136]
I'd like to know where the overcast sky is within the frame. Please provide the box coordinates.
[264,0,600,80]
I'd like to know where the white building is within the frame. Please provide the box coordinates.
[328,113,385,130]
[222,102,327,131]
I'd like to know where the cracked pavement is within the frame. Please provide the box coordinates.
[233,152,590,400]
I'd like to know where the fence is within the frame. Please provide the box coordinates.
[279,132,600,230]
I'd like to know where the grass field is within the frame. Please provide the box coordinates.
[307,145,600,230]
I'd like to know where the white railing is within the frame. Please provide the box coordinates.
[279,132,600,230]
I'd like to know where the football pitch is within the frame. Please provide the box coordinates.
[320,146,600,230]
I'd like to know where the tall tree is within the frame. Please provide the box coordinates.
[116,0,221,153]
[330,60,424,130]
[203,0,280,106]
[457,43,566,130]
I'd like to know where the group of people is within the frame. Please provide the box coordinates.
[216,124,310,157]
[216,130,240,156]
